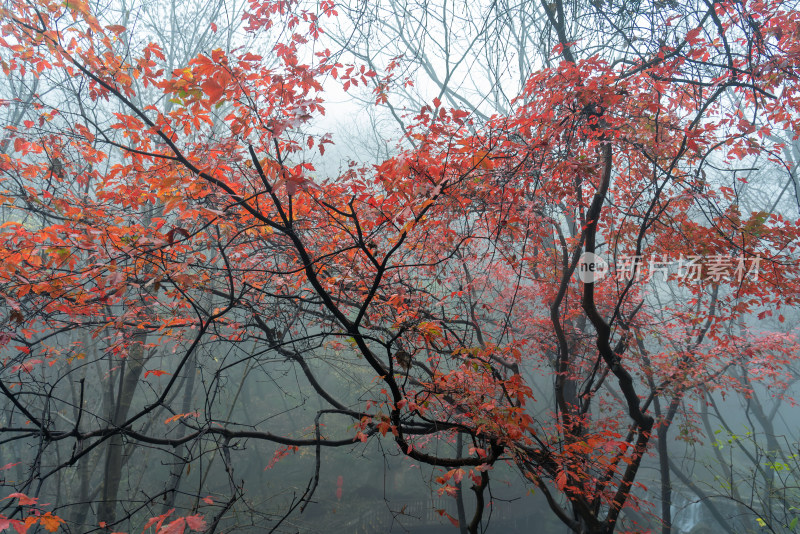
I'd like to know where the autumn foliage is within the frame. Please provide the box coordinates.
[0,0,799,532]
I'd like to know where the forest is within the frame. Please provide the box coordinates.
[1,0,799,533]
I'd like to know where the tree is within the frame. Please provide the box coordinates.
[1,0,799,533]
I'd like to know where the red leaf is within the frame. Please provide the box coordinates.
[157,518,185,534]
[5,493,38,506]
[436,509,459,527]
[144,369,170,379]
[556,470,567,491]
[143,509,173,533]
[201,80,224,103]
[685,27,702,44]
[12,518,33,534]
[183,515,206,531]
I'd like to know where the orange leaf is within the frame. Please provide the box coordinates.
[38,513,65,533]
[164,412,199,424]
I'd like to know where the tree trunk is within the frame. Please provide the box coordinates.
[162,353,198,512]
[97,331,148,524]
